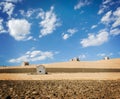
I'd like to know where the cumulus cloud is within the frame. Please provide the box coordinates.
[91,25,97,29]
[62,28,78,40]
[80,29,109,47]
[101,10,112,24]
[74,0,90,10]
[7,19,31,41]
[9,50,54,63]
[0,2,15,18]
[38,6,61,37]
[0,18,6,33]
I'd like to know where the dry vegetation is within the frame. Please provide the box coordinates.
[0,80,120,99]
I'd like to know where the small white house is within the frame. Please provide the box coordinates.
[70,57,80,61]
[104,57,110,60]
[36,65,47,74]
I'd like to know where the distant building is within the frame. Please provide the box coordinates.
[36,65,47,74]
[70,57,80,61]
[21,62,29,66]
[104,57,110,60]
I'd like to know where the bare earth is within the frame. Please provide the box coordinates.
[0,80,120,99]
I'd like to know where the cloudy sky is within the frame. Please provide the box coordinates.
[0,0,120,66]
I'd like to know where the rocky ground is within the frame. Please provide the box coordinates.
[0,80,120,99]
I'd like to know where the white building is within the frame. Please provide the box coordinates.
[36,65,47,74]
[70,57,80,61]
[104,57,110,60]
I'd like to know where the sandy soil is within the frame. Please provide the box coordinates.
[0,73,120,80]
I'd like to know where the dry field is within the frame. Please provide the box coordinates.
[0,73,120,80]
[0,80,120,99]
[0,58,120,73]
[44,58,120,69]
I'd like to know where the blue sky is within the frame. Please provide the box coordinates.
[0,0,120,66]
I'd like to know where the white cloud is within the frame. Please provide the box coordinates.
[0,18,6,33]
[91,25,97,29]
[74,0,90,10]
[97,52,113,57]
[101,10,112,24]
[38,6,61,37]
[79,54,86,59]
[98,0,112,15]
[9,50,54,63]
[19,9,39,18]
[63,34,69,40]
[67,28,78,34]
[103,0,111,5]
[80,29,109,47]
[0,2,15,18]
[112,7,120,28]
[113,7,120,17]
[97,53,106,57]
[112,18,120,28]
[100,7,120,36]
[5,0,22,3]
[98,7,105,15]
[20,10,34,18]
[100,7,120,28]
[110,28,120,36]
[26,10,35,17]
[62,28,78,40]
[7,19,31,41]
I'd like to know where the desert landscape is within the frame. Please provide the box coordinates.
[0,58,120,98]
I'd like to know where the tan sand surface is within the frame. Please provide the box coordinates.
[0,73,120,80]
[44,58,120,68]
[1,58,120,69]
